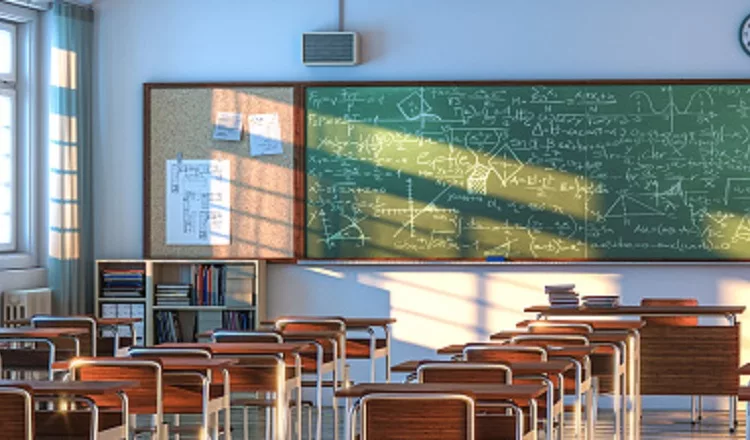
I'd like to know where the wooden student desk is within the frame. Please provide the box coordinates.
[60,356,238,440]
[0,380,137,440]
[337,383,545,440]
[0,327,91,379]
[525,304,745,432]
[157,341,316,440]
[262,316,396,382]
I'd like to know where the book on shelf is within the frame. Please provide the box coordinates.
[191,264,228,306]
[101,268,145,297]
[101,290,143,298]
[222,310,253,331]
[155,283,191,306]
[155,311,184,343]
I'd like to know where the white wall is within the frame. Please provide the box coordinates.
[94,0,750,409]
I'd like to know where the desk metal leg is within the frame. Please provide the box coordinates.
[295,354,302,440]
[332,339,340,440]
[729,313,739,433]
[223,369,231,440]
[558,373,565,440]
[367,327,376,382]
[530,398,539,440]
[384,325,392,383]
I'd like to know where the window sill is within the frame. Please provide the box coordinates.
[0,252,38,271]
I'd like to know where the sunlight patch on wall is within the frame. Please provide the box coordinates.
[358,271,481,349]
[718,277,750,365]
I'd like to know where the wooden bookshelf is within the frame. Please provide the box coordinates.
[94,260,147,345]
[94,259,267,346]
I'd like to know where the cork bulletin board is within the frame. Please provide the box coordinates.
[144,83,302,259]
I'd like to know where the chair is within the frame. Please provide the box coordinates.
[68,358,166,439]
[350,393,475,440]
[273,318,347,440]
[0,384,125,440]
[30,316,96,357]
[212,330,311,440]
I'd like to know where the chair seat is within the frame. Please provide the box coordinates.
[739,386,750,401]
[35,409,123,439]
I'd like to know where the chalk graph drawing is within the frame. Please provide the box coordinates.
[307,84,750,259]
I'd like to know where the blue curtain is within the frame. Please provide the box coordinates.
[47,1,94,315]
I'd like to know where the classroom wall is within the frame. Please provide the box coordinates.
[94,0,750,409]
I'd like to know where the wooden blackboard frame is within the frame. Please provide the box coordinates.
[298,79,750,262]
[143,82,305,261]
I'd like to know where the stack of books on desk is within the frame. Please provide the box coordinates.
[545,284,579,308]
[155,284,191,306]
[582,295,620,308]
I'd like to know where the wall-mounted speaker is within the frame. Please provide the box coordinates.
[302,32,360,66]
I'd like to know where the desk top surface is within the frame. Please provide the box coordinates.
[335,382,546,400]
[489,331,630,343]
[0,327,89,337]
[392,359,574,375]
[156,342,314,355]
[438,343,603,359]
[262,317,396,329]
[738,363,750,375]
[7,317,142,326]
[524,305,745,316]
[54,357,237,371]
[516,320,646,330]
[0,380,137,395]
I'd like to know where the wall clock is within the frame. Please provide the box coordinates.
[740,14,750,55]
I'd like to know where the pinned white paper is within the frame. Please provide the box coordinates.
[166,159,231,245]
[213,112,243,141]
[248,113,283,156]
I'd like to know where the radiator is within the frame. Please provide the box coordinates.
[2,287,52,326]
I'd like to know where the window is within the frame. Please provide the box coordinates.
[0,21,16,252]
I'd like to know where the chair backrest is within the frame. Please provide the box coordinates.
[128,347,211,358]
[69,358,162,417]
[641,298,699,326]
[212,330,283,343]
[273,317,346,333]
[0,386,33,440]
[510,334,589,349]
[417,362,512,385]
[464,344,547,363]
[360,393,474,440]
[31,315,97,357]
[226,354,286,394]
[526,322,593,335]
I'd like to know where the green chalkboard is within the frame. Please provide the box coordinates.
[305,83,750,260]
